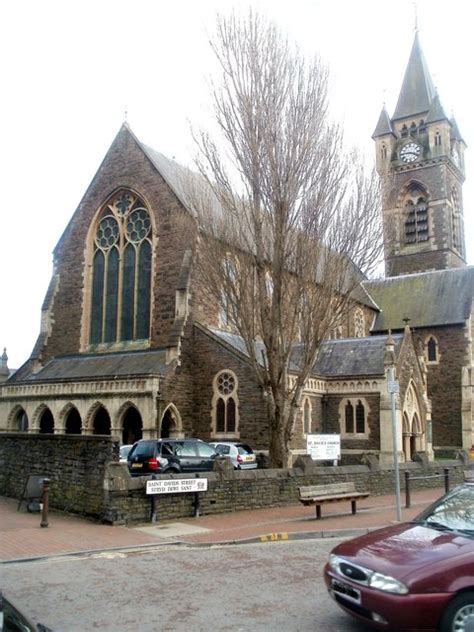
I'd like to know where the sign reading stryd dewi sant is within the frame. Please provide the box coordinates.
[306,434,341,461]
[146,478,208,495]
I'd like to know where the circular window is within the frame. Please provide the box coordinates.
[126,208,151,242]
[95,215,119,249]
[217,371,236,396]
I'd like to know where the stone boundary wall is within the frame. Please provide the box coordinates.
[0,434,470,524]
[0,433,119,516]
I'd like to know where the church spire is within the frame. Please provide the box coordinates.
[392,31,436,121]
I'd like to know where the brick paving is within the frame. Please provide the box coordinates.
[1,487,445,562]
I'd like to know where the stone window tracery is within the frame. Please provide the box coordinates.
[212,370,239,437]
[88,190,152,346]
[340,398,369,438]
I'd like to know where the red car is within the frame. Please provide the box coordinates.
[324,483,474,631]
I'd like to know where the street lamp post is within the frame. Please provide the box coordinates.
[385,332,402,522]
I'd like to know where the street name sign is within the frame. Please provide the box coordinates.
[146,478,208,495]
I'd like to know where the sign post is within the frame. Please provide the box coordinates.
[146,478,209,522]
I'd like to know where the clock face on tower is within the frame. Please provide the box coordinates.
[400,142,422,163]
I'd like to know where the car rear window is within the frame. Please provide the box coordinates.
[131,441,156,457]
[236,444,253,455]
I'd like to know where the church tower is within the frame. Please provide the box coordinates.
[373,32,467,277]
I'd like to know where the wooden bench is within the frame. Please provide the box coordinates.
[298,482,369,519]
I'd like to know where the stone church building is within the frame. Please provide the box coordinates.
[1,33,473,465]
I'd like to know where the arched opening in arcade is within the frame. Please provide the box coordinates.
[39,408,54,434]
[13,408,29,432]
[65,408,82,434]
[93,407,111,435]
[122,407,142,444]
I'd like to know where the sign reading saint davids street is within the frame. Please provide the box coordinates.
[146,478,208,495]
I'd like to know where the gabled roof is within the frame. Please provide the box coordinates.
[201,324,400,379]
[14,348,167,383]
[363,267,474,332]
[313,334,403,377]
[392,32,436,121]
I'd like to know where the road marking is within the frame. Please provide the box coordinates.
[260,532,289,542]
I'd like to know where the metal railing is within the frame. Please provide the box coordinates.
[404,468,450,508]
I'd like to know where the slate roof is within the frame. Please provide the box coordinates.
[313,334,403,377]
[18,349,168,382]
[204,325,399,378]
[363,267,474,332]
[392,32,436,121]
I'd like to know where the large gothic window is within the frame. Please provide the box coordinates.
[212,370,239,437]
[404,186,429,244]
[89,190,152,346]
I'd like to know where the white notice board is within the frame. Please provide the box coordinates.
[306,434,341,461]
[146,478,208,495]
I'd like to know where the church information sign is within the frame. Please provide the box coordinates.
[306,434,341,461]
[146,478,208,495]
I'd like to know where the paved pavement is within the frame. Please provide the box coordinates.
[1,487,445,563]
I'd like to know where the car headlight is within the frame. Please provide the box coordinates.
[369,572,408,595]
[328,554,344,573]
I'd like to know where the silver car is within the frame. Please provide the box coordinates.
[209,442,258,470]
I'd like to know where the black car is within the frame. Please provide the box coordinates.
[0,592,53,631]
[127,439,218,475]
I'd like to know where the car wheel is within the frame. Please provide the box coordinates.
[439,592,474,632]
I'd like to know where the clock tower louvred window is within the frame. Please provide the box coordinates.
[404,186,429,245]
[89,190,152,346]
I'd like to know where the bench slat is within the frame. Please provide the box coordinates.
[297,482,369,519]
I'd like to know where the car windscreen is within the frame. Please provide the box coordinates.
[236,444,253,455]
[415,484,474,533]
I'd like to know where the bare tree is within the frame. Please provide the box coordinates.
[190,11,383,468]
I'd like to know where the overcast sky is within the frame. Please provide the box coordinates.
[1,0,472,369]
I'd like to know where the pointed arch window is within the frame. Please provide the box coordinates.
[212,370,239,437]
[302,397,312,435]
[354,308,365,337]
[451,189,463,254]
[425,336,439,364]
[89,190,152,346]
[340,398,369,438]
[404,186,429,244]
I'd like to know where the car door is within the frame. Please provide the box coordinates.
[174,441,201,472]
[196,442,218,471]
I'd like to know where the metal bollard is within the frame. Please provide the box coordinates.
[444,468,450,493]
[150,474,157,524]
[405,470,411,508]
[40,478,50,528]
